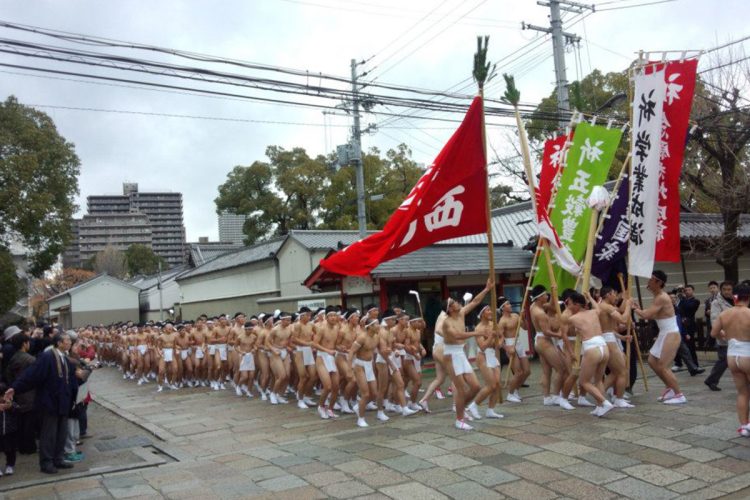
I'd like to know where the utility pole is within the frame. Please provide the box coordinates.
[523,0,594,128]
[351,58,367,238]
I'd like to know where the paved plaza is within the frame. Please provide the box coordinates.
[3,355,750,499]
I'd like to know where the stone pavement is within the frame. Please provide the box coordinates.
[4,354,750,499]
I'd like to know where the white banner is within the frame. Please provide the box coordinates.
[629,69,667,278]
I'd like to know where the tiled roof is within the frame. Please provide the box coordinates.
[288,230,376,250]
[48,274,140,301]
[128,265,189,290]
[371,244,533,278]
[178,237,285,280]
[680,213,750,240]
[188,242,243,266]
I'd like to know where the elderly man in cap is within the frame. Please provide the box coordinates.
[1,326,22,376]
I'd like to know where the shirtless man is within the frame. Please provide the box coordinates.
[313,308,343,419]
[175,324,193,387]
[192,316,209,387]
[391,312,419,412]
[556,292,581,404]
[565,291,614,416]
[597,286,634,408]
[634,270,686,404]
[212,315,231,390]
[473,305,504,418]
[124,327,137,380]
[403,317,426,411]
[156,322,179,392]
[266,312,293,405]
[443,278,493,430]
[235,320,258,398]
[530,285,575,410]
[335,309,359,414]
[419,310,449,412]
[135,326,150,386]
[292,307,318,409]
[349,317,381,428]
[255,315,273,400]
[375,310,416,421]
[229,313,246,390]
[499,298,531,403]
[711,284,750,436]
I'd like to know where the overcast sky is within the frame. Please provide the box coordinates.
[1,0,748,242]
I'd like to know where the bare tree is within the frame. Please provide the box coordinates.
[682,46,750,282]
[92,245,128,279]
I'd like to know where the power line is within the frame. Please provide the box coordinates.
[596,0,677,11]
[369,0,490,80]
[364,0,455,73]
[22,103,355,126]
[0,20,498,101]
[275,0,516,28]
[0,38,553,117]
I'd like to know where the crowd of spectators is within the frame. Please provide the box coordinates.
[0,323,97,475]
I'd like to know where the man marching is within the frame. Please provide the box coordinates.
[634,270,687,404]
[442,278,493,430]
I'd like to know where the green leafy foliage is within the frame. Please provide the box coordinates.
[0,247,19,316]
[125,244,167,276]
[216,144,424,243]
[215,146,328,244]
[0,96,80,276]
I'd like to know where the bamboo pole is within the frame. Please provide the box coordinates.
[474,37,501,402]
[620,272,649,391]
[503,243,542,387]
[617,272,632,383]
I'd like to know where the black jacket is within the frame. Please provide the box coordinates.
[11,349,78,416]
[5,351,36,413]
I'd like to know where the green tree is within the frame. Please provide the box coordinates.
[215,146,329,244]
[0,96,80,277]
[125,244,166,276]
[0,248,19,317]
[321,144,423,229]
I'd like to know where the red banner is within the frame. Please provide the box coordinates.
[320,96,488,276]
[647,59,698,262]
[537,133,571,213]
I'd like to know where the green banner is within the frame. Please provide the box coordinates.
[533,122,623,292]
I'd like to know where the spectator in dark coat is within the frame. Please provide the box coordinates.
[0,382,17,476]
[6,333,78,474]
[678,285,701,364]
[5,334,38,454]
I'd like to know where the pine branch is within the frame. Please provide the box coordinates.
[501,73,521,108]
[472,36,496,90]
